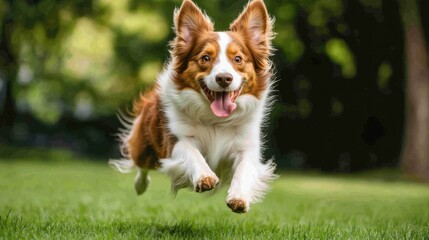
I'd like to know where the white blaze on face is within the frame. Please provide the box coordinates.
[204,32,243,91]
[204,32,243,118]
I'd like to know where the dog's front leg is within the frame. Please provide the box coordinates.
[160,141,219,193]
[226,149,276,213]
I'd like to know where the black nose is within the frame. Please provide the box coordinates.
[216,73,233,88]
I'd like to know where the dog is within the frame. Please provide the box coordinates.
[109,0,276,213]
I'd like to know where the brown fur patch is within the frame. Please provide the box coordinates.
[195,176,219,192]
[229,0,274,98]
[126,87,176,169]
[225,32,264,98]
[171,0,214,75]
[227,199,247,213]
[173,33,220,91]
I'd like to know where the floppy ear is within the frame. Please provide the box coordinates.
[174,0,213,43]
[229,0,273,53]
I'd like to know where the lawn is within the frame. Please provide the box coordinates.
[1,150,429,239]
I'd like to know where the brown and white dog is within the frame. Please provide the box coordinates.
[109,0,276,213]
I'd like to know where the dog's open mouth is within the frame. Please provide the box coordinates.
[199,80,242,118]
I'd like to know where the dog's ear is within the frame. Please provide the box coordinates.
[174,0,213,43]
[230,0,273,54]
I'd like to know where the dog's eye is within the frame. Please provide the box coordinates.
[201,55,211,63]
[234,56,242,64]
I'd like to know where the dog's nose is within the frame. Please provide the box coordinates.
[215,73,233,88]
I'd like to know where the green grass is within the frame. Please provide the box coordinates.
[1,151,429,239]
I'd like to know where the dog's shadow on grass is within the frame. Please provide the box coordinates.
[150,222,207,238]
[112,220,223,238]
[111,218,281,238]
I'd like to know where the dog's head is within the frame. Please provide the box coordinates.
[170,0,274,118]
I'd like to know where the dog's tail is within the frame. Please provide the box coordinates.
[108,158,135,173]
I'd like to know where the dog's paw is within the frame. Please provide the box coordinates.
[226,198,248,213]
[195,176,219,192]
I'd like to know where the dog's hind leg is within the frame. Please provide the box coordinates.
[126,113,155,195]
[110,111,154,195]
[135,168,150,195]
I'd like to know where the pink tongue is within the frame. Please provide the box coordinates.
[210,92,237,117]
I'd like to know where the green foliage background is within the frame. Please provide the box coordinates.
[1,0,361,123]
[2,0,423,170]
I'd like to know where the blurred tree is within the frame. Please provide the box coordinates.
[271,0,405,171]
[399,0,429,181]
[0,0,102,129]
[0,0,177,155]
[0,0,175,128]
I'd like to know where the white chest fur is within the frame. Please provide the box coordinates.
[161,82,265,170]
[157,66,276,212]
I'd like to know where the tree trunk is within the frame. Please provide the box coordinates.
[400,0,429,182]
